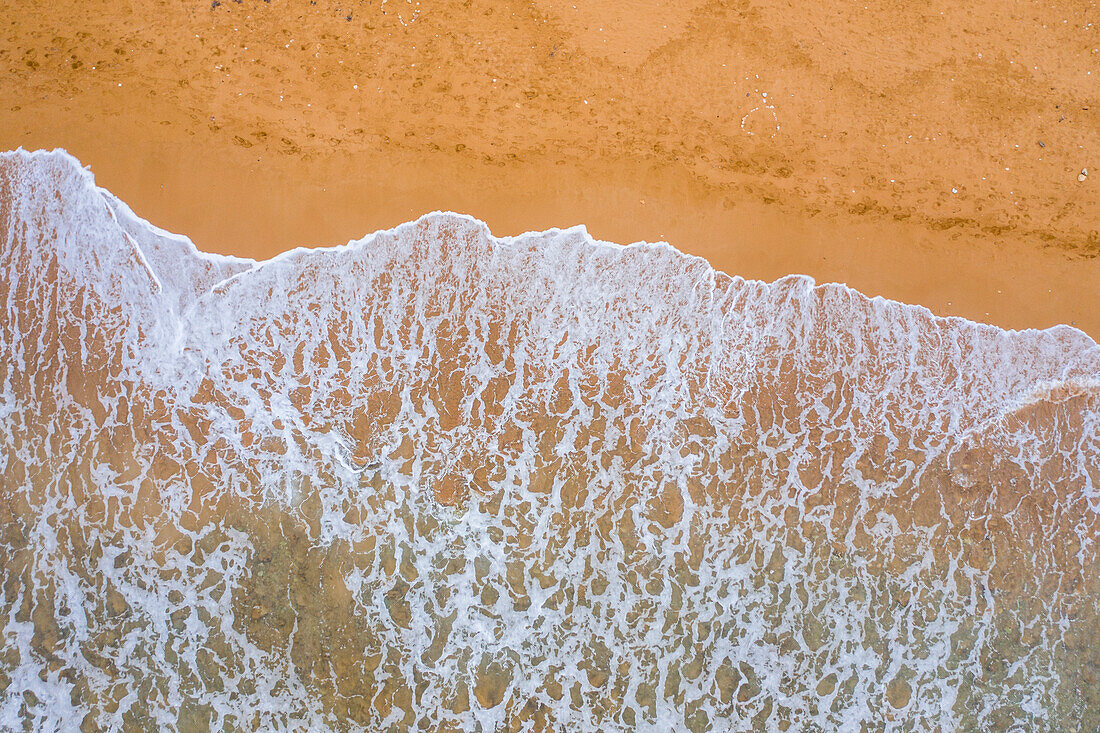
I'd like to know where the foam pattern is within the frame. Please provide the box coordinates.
[1,149,1098,731]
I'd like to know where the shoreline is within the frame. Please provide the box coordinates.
[2,0,1097,336]
[9,129,1097,337]
[12,144,1082,345]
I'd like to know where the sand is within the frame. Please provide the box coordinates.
[1,0,1097,334]
[4,5,1100,720]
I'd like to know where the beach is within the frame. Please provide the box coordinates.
[1,0,1096,334]
[2,2,1100,730]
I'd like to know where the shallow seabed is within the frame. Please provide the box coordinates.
[1,150,1098,731]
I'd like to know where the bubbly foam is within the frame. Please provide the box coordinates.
[1,149,1098,730]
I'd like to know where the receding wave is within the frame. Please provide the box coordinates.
[1,149,1098,731]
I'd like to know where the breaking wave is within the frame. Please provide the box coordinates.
[1,149,1098,731]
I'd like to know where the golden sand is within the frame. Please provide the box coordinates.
[0,0,1097,334]
[4,4,1100,728]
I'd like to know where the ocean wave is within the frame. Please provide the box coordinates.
[1,148,1098,731]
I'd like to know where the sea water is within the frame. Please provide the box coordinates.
[0,149,1097,731]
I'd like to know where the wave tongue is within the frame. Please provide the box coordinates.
[1,149,1098,730]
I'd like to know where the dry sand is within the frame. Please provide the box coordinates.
[1,0,1097,334]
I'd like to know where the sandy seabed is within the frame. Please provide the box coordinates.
[2,151,1099,729]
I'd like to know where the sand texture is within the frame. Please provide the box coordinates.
[2,4,1100,730]
[0,0,1097,333]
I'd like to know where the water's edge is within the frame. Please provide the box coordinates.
[1,147,1098,731]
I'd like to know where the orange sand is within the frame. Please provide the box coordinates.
[1,0,1097,334]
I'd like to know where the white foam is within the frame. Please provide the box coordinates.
[1,148,1098,731]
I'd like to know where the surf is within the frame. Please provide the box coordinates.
[1,148,1097,730]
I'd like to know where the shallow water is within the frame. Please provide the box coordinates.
[1,149,1098,731]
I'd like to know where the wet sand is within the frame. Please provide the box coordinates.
[1,0,1097,334]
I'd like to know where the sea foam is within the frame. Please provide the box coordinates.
[1,149,1097,731]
